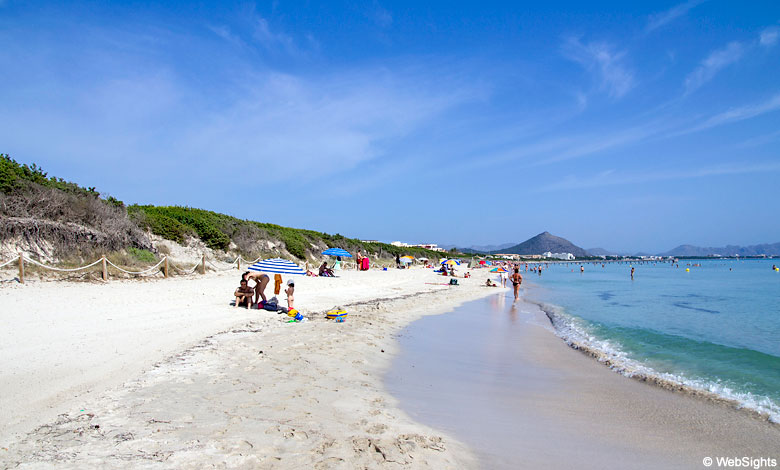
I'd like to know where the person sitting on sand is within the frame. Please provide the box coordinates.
[319,261,334,277]
[234,279,254,308]
[285,279,295,310]
[333,256,342,270]
[245,271,270,304]
[485,279,497,287]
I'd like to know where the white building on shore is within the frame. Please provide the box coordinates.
[543,251,575,260]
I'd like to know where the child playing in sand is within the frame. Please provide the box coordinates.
[285,279,295,310]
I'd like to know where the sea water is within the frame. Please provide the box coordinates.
[525,258,780,421]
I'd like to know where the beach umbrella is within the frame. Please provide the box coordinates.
[248,258,306,275]
[490,267,507,273]
[417,257,429,261]
[400,255,414,261]
[479,260,486,265]
[442,259,460,266]
[322,247,352,257]
[400,257,412,264]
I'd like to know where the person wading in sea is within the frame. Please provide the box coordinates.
[510,267,523,301]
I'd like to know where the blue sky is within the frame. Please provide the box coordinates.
[1,1,779,253]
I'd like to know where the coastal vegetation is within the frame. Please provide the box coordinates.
[1,155,446,263]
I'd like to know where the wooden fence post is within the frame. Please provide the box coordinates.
[237,257,240,271]
[201,254,206,274]
[164,256,169,278]
[102,255,108,281]
[18,253,24,284]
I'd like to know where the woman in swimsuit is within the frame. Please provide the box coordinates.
[510,267,523,300]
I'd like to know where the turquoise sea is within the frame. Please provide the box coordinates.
[525,258,780,421]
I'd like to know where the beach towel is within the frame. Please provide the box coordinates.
[361,257,370,270]
[274,274,282,295]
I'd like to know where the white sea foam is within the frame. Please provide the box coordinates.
[538,301,780,424]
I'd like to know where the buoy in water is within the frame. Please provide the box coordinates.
[685,268,690,272]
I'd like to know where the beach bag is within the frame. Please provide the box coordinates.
[449,278,459,285]
[264,299,279,311]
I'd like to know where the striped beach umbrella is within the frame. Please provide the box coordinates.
[248,258,306,275]
[442,259,461,266]
[490,267,507,273]
[322,247,352,257]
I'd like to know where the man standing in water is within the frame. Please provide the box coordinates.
[510,267,523,301]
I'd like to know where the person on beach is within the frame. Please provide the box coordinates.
[511,268,523,300]
[396,254,401,269]
[485,279,497,287]
[356,250,363,270]
[285,279,295,310]
[319,261,334,277]
[500,271,508,287]
[333,256,342,270]
[234,279,254,308]
[245,271,270,304]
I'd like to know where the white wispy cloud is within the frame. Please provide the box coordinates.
[253,16,298,54]
[369,2,393,29]
[646,0,706,32]
[0,27,480,189]
[208,24,246,48]
[538,161,780,192]
[684,41,744,93]
[760,27,779,47]
[682,93,780,134]
[562,38,635,98]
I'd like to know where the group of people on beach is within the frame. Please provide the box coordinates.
[234,271,295,311]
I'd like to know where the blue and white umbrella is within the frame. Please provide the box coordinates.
[248,258,306,275]
[322,247,352,257]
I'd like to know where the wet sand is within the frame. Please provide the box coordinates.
[386,290,780,470]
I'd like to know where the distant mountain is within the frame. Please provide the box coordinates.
[441,242,515,254]
[495,232,590,257]
[660,243,780,257]
[587,247,619,256]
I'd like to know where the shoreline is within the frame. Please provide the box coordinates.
[387,289,780,469]
[521,279,780,425]
[1,267,500,468]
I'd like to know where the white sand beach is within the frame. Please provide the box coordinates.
[1,266,496,468]
[2,265,778,469]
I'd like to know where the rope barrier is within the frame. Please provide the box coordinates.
[206,259,239,272]
[168,261,201,275]
[23,256,103,272]
[105,258,166,275]
[0,256,20,269]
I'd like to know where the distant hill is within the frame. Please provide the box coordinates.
[494,232,590,257]
[442,242,515,254]
[660,243,780,257]
[587,247,619,256]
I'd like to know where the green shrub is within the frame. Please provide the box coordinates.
[280,230,307,259]
[127,247,157,263]
[0,154,100,198]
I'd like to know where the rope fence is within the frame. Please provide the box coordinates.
[0,253,405,284]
